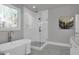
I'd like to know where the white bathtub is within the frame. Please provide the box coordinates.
[0,39,31,55]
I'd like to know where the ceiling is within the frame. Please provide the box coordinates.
[23,4,66,12]
[14,4,79,12]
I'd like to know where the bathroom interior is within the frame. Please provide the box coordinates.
[0,4,79,55]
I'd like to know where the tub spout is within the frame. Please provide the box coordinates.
[8,31,14,42]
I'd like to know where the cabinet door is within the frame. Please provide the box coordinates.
[75,15,79,33]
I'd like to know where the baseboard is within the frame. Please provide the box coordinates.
[46,41,71,48]
[31,46,42,50]
[31,41,71,51]
[31,42,47,50]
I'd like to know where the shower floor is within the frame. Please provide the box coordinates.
[31,41,45,47]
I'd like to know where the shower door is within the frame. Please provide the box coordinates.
[39,10,48,42]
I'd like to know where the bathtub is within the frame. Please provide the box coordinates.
[0,39,31,55]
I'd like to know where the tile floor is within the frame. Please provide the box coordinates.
[31,44,70,55]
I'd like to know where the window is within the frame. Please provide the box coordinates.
[0,4,21,31]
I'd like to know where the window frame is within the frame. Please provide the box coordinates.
[0,4,21,31]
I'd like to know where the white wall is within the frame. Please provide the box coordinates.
[49,5,79,44]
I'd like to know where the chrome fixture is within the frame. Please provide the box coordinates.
[8,31,14,42]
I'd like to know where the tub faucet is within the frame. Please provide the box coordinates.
[8,31,14,42]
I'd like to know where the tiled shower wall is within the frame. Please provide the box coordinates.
[23,7,48,42]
